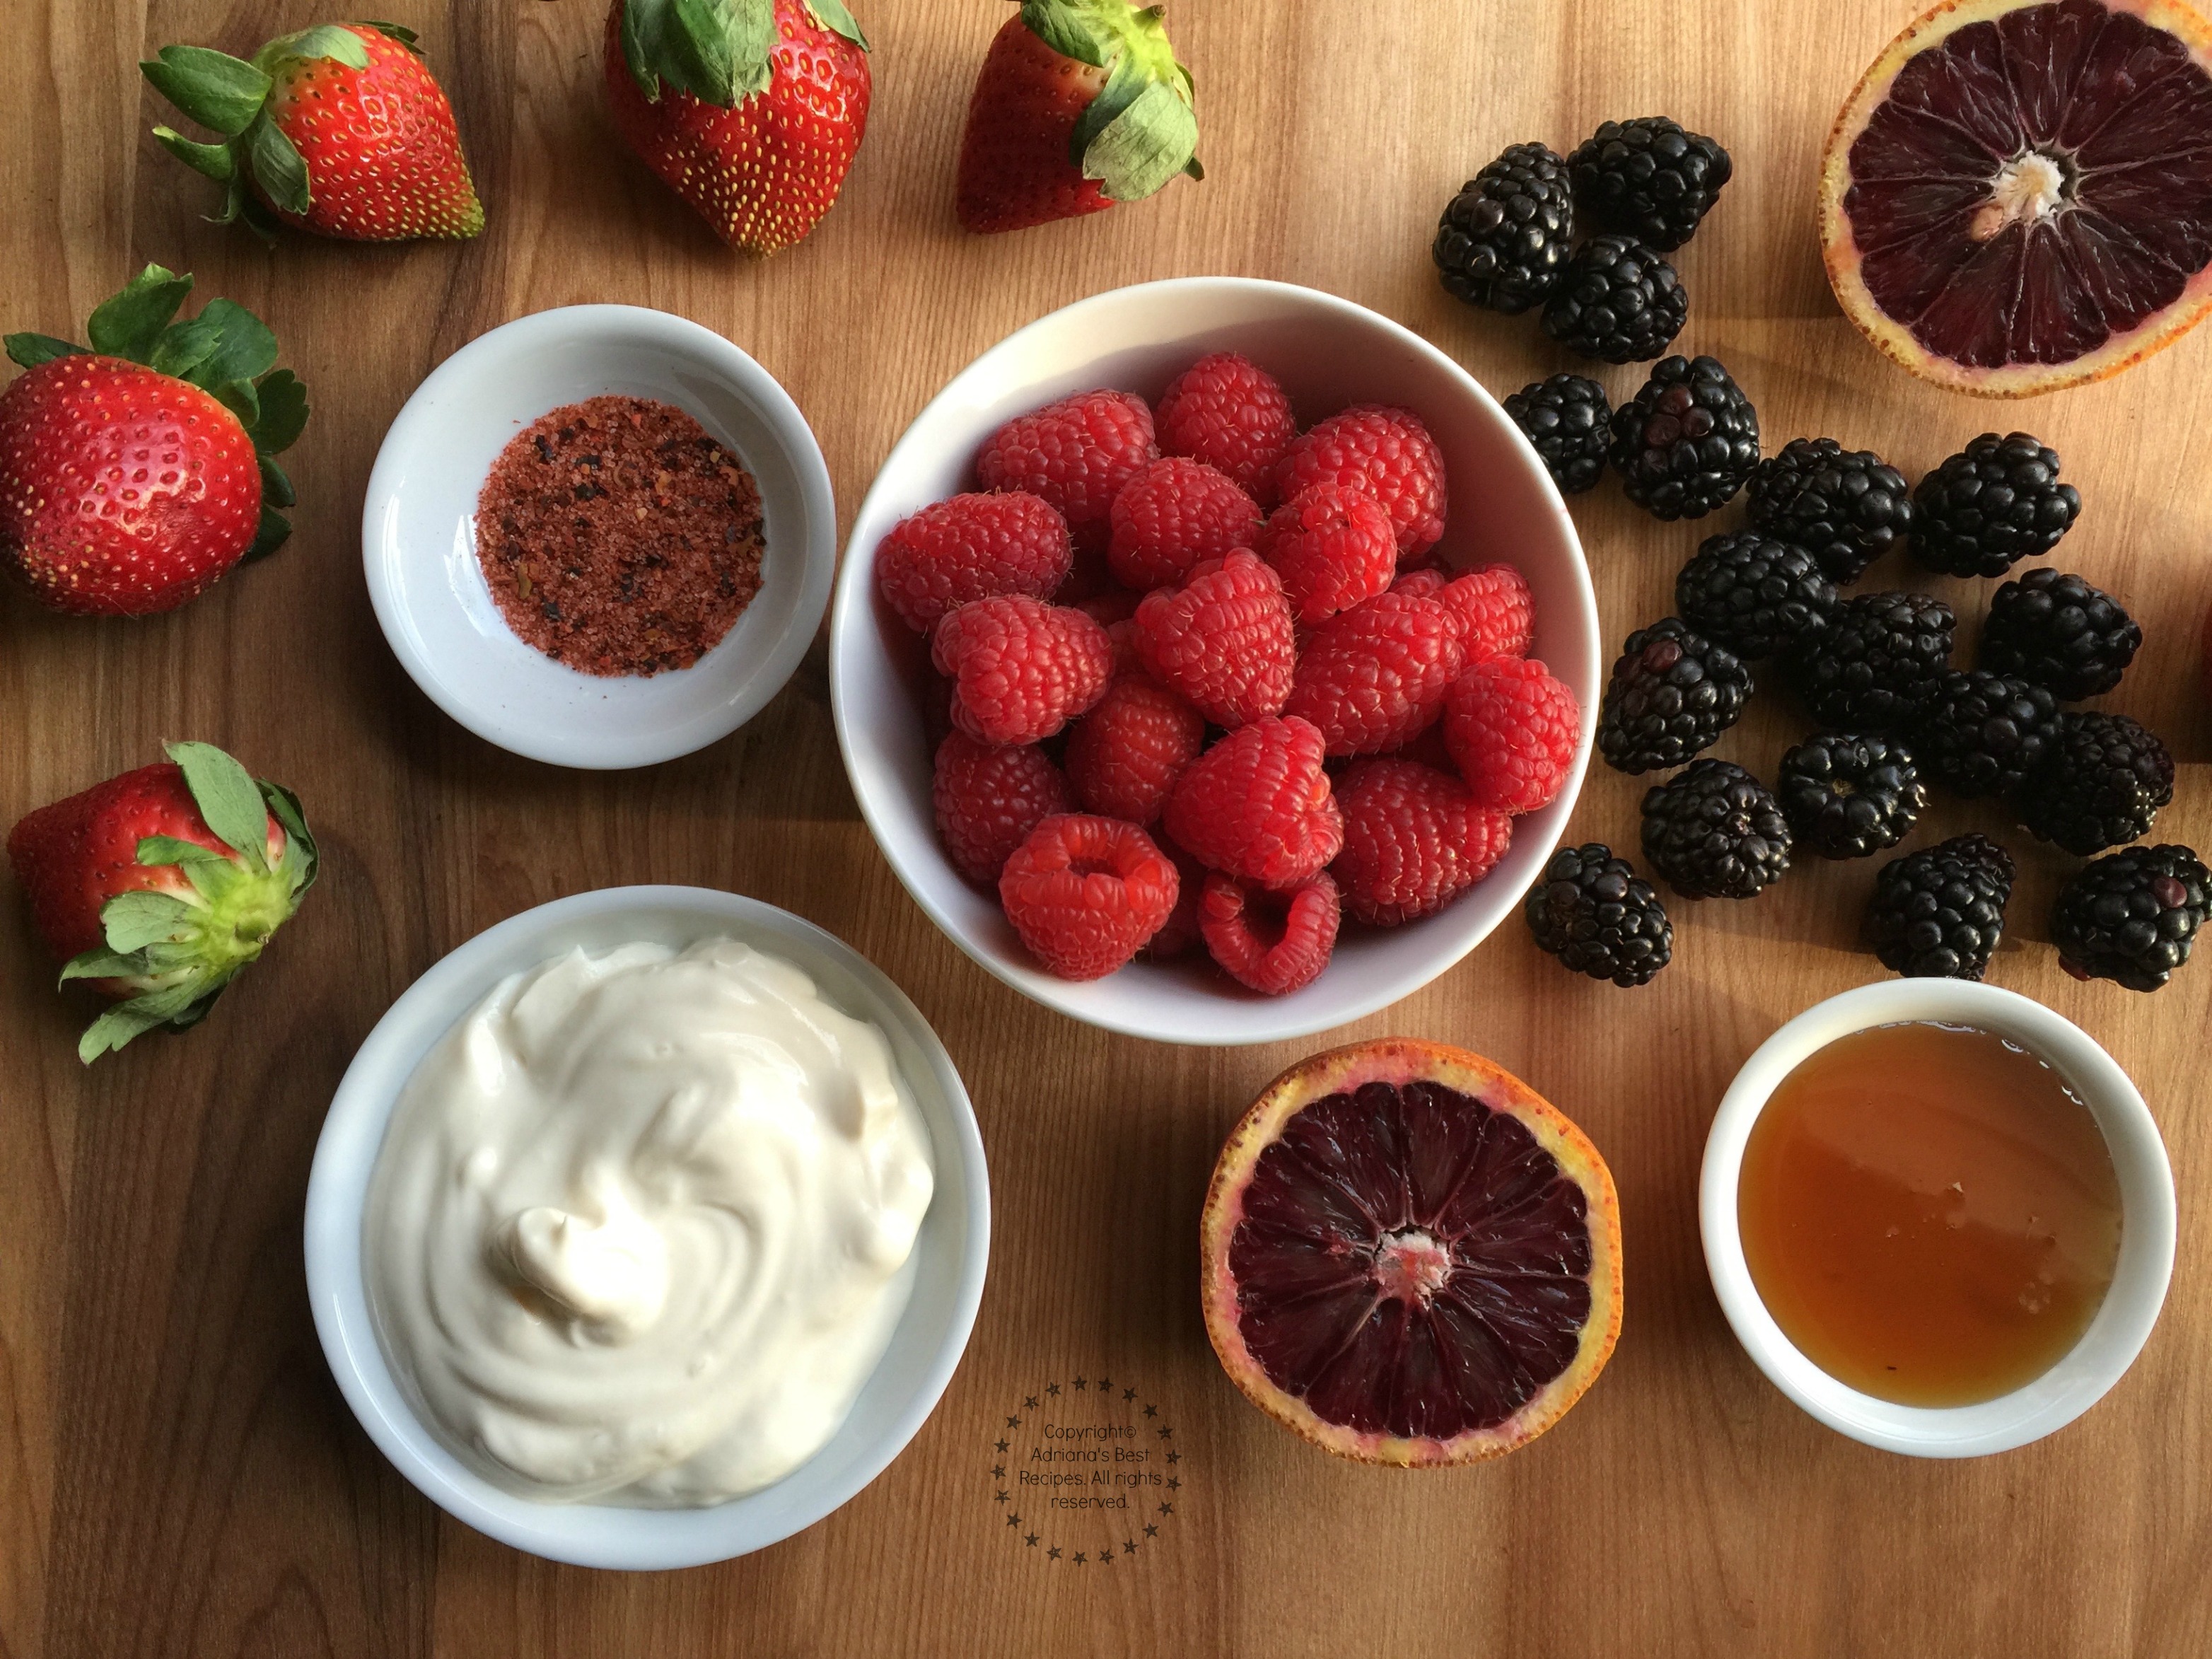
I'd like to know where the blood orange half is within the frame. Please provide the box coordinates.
[1821,0,2212,395]
[1199,1040,1622,1465]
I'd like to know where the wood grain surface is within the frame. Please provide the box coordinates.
[4,2,2210,1655]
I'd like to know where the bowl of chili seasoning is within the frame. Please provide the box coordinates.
[364,305,836,769]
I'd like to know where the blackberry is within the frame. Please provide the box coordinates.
[1914,670,2059,799]
[1540,234,1687,363]
[1596,617,1752,774]
[1745,437,1915,584]
[1863,834,2016,981]
[1640,759,1792,900]
[1675,531,1835,660]
[1776,732,1926,859]
[2051,844,2211,992]
[1524,842,1674,986]
[1503,374,1611,494]
[1433,144,1575,314]
[1786,590,1955,731]
[2017,711,2175,856]
[1567,117,1733,251]
[1607,355,1759,520]
[1911,431,2081,578]
[1980,569,2141,700]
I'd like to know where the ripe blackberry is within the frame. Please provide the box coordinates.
[1776,732,1925,859]
[1608,355,1759,520]
[1641,759,1791,900]
[2051,844,2210,992]
[1979,569,2141,700]
[1567,117,1732,251]
[2017,711,2175,856]
[1675,531,1835,661]
[1914,670,2060,799]
[1745,437,1914,584]
[1524,842,1674,986]
[1863,834,2015,981]
[1503,373,1610,494]
[1596,617,1752,774]
[1540,235,1687,363]
[1433,143,1575,314]
[1787,590,1955,732]
[1911,432,2081,578]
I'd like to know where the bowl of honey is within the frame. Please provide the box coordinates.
[1700,979,2175,1457]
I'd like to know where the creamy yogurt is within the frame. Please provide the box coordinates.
[363,937,935,1507]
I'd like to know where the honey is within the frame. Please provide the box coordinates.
[1737,1021,2121,1407]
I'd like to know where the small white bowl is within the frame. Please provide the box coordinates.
[830,277,1597,1045]
[303,887,989,1569]
[1700,979,2175,1458]
[363,305,836,770]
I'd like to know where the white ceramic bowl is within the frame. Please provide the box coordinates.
[303,887,989,1569]
[1700,979,2175,1458]
[364,305,836,769]
[830,277,1597,1044]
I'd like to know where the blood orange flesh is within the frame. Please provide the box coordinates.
[1200,1040,1622,1465]
[1822,0,2212,395]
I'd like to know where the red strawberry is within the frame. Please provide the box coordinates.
[955,0,1201,235]
[603,0,871,255]
[1,267,305,615]
[143,23,481,241]
[6,743,318,1062]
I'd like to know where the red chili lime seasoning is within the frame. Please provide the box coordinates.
[476,395,764,677]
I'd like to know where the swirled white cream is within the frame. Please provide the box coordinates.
[363,938,935,1508]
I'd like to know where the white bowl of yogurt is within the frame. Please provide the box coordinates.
[304,887,989,1569]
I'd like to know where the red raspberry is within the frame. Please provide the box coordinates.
[1142,837,1208,960]
[1281,590,1467,755]
[1255,483,1397,625]
[1153,352,1298,507]
[999,814,1180,980]
[1443,658,1581,815]
[873,491,1073,634]
[1131,549,1296,728]
[1163,716,1344,888]
[1439,562,1535,663]
[932,732,1073,884]
[1107,457,1262,590]
[1273,405,1448,561]
[976,390,1158,554]
[1200,868,1341,995]
[931,595,1113,745]
[1064,673,1206,825]
[1331,759,1513,925]
[1390,567,1449,600]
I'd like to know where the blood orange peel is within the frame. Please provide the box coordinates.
[1199,1039,1622,1465]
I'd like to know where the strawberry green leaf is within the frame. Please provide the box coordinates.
[805,0,868,49]
[152,126,235,182]
[247,369,308,454]
[78,1003,174,1064]
[165,741,271,869]
[257,453,297,511]
[261,781,319,890]
[59,947,151,984]
[141,46,272,138]
[192,299,279,388]
[5,334,86,369]
[255,25,371,74]
[1020,0,1114,66]
[86,266,194,364]
[622,0,775,106]
[249,117,313,217]
[149,312,224,382]
[1081,77,1198,202]
[211,376,260,431]
[246,504,292,562]
[99,890,197,953]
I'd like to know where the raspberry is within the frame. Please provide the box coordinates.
[1437,563,1535,663]
[873,491,1073,634]
[1200,869,1341,995]
[931,595,1114,745]
[1153,352,1298,506]
[1391,568,1450,601]
[1281,590,1465,756]
[1141,838,1208,960]
[1444,657,1581,814]
[1273,405,1448,561]
[1163,716,1344,887]
[976,389,1159,554]
[932,733,1073,884]
[1106,456,1262,590]
[1331,759,1513,925]
[1131,549,1297,727]
[998,815,1181,981]
[1255,483,1397,624]
[1064,673,1206,825]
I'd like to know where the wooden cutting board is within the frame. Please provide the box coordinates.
[4,2,2207,1653]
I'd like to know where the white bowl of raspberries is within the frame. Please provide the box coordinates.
[830,277,1598,1044]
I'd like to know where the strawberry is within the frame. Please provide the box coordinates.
[956,0,1201,235]
[603,0,871,255]
[1,266,306,615]
[6,743,318,1063]
[142,23,482,241]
